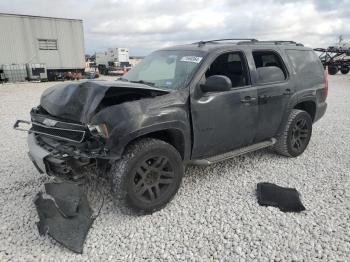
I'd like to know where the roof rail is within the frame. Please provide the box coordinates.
[192,39,304,47]
[237,40,304,46]
[193,38,258,46]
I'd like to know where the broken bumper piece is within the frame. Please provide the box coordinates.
[28,133,50,174]
[256,182,306,212]
[34,182,94,253]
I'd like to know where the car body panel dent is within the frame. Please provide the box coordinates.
[40,80,170,124]
[91,91,191,159]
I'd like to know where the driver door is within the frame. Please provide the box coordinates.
[190,51,258,159]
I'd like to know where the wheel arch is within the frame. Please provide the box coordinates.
[293,100,316,121]
[276,96,316,137]
[134,129,186,160]
[110,122,191,161]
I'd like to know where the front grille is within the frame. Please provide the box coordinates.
[31,123,85,142]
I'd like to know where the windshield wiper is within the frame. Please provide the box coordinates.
[118,77,129,82]
[130,80,155,86]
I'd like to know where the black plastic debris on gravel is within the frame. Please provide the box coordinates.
[256,182,306,212]
[34,182,94,253]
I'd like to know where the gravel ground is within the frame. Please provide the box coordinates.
[0,75,349,261]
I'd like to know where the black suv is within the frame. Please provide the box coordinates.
[16,39,328,212]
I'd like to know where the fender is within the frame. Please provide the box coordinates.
[108,121,191,160]
[90,91,192,160]
[276,91,317,136]
[275,92,299,136]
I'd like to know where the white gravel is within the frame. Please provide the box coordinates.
[0,75,349,261]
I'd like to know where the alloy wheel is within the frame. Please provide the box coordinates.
[132,156,175,202]
[291,118,310,151]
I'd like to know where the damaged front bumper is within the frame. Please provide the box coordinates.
[15,112,112,177]
[28,133,50,174]
[27,133,97,176]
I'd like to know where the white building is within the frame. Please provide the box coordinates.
[0,13,85,81]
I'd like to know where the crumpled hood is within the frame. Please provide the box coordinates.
[40,80,170,124]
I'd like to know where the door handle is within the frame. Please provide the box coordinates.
[283,89,292,95]
[240,96,257,103]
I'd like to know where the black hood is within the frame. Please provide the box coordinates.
[40,80,170,124]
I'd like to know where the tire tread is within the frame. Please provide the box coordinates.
[274,109,306,157]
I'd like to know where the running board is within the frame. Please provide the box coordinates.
[191,138,276,166]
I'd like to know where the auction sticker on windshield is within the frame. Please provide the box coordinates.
[180,56,203,63]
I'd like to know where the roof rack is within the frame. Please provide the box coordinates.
[237,40,304,46]
[193,38,258,46]
[193,39,304,47]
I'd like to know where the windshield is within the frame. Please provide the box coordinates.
[122,50,205,89]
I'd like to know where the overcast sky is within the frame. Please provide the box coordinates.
[1,0,349,55]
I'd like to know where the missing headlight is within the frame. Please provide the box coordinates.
[88,124,109,138]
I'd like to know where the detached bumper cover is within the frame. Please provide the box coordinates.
[27,133,50,174]
[34,182,93,254]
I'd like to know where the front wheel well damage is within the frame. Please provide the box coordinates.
[124,129,185,160]
[294,101,316,121]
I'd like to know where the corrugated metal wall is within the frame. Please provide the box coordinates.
[0,14,85,69]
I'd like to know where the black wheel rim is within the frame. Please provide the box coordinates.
[291,118,309,151]
[132,156,175,203]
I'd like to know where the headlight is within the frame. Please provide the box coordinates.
[88,124,109,138]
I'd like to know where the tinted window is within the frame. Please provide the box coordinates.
[252,51,287,79]
[286,50,324,76]
[205,52,249,88]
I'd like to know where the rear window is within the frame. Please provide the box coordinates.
[285,50,324,77]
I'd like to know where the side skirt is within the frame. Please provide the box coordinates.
[189,138,276,166]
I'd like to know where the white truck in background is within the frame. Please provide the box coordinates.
[95,48,131,75]
[108,48,130,65]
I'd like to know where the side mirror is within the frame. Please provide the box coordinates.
[256,66,285,84]
[201,75,232,93]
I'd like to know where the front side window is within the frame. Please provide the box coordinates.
[205,52,249,88]
[123,50,205,89]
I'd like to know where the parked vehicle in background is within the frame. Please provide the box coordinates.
[84,63,100,79]
[314,46,350,75]
[96,48,131,75]
[16,39,327,213]
[97,64,109,75]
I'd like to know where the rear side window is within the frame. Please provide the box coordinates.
[285,50,324,77]
[252,51,287,79]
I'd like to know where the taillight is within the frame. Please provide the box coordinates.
[324,69,328,98]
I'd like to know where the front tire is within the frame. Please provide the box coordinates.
[110,138,184,212]
[274,109,312,157]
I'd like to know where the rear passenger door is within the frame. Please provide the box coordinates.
[251,50,293,141]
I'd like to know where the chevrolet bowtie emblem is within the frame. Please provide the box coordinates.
[43,118,58,127]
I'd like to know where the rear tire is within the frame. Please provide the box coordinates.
[340,67,349,74]
[110,138,184,213]
[328,66,338,75]
[274,109,312,157]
